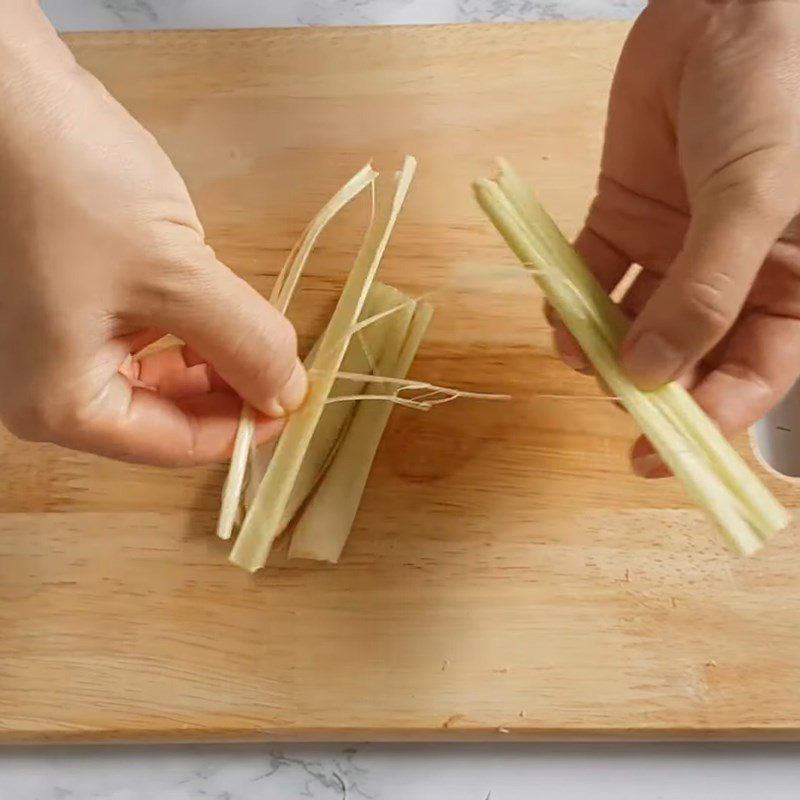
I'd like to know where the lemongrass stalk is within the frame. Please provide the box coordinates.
[217,163,377,540]
[243,338,325,511]
[244,437,274,512]
[277,285,414,530]
[474,178,756,550]
[289,302,433,563]
[474,169,789,553]
[230,156,418,571]
[494,162,788,539]
[495,159,627,342]
[494,164,788,533]
[217,403,256,541]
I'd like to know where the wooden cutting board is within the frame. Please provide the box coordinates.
[2,22,799,744]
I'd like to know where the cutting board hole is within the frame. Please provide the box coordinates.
[753,380,800,479]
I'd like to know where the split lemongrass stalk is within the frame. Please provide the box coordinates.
[288,301,433,562]
[474,160,789,555]
[243,337,325,511]
[244,283,415,526]
[278,289,415,531]
[217,403,256,542]
[230,156,418,571]
[491,161,788,546]
[217,163,378,540]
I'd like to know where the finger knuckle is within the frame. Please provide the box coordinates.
[137,236,217,315]
[742,178,779,215]
[679,277,735,338]
[247,315,298,397]
[708,171,794,229]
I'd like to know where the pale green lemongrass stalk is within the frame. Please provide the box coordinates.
[230,156,417,571]
[217,163,378,541]
[288,302,434,563]
[277,285,414,530]
[493,160,788,541]
[474,165,789,554]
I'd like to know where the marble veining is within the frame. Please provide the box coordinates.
[2,745,377,800]
[40,0,646,32]
[457,0,644,22]
[5,743,800,799]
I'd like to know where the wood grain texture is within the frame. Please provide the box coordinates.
[2,22,799,744]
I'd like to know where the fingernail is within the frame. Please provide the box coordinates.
[563,350,590,372]
[621,331,684,389]
[268,359,308,417]
[553,328,590,372]
[632,452,666,479]
[543,301,558,327]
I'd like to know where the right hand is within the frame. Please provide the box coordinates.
[551,0,800,477]
[0,4,307,466]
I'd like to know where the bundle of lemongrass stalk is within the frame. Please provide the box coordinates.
[474,159,790,556]
[219,156,505,572]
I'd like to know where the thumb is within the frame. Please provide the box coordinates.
[621,187,792,389]
[151,253,307,417]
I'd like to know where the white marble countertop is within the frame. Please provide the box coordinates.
[40,0,646,31]
[6,743,800,800]
[6,1,800,799]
